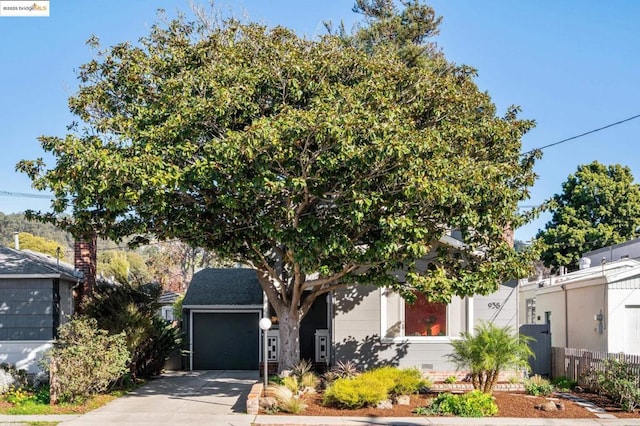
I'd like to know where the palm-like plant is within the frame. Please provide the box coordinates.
[447,322,534,394]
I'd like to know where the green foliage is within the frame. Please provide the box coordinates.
[172,294,184,322]
[47,317,129,403]
[536,161,640,271]
[322,375,389,409]
[84,282,182,379]
[323,366,426,408]
[447,321,534,394]
[324,360,360,382]
[299,372,320,390]
[0,213,73,253]
[17,232,65,260]
[551,376,576,391]
[421,390,498,417]
[377,366,427,395]
[524,375,554,396]
[4,385,35,405]
[583,358,640,412]
[444,375,458,384]
[97,250,152,285]
[267,384,307,414]
[19,1,538,369]
[281,376,299,394]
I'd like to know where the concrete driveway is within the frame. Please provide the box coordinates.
[60,370,258,426]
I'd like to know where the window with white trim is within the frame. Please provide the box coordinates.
[525,298,536,324]
[381,289,466,340]
[161,306,174,322]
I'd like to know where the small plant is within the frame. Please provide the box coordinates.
[525,375,554,396]
[444,375,457,384]
[281,376,299,394]
[267,384,307,414]
[508,375,522,384]
[324,360,360,382]
[289,359,313,378]
[268,375,284,385]
[300,372,320,390]
[447,322,534,394]
[4,385,35,406]
[418,390,498,417]
[551,376,576,391]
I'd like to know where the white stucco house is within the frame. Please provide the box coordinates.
[519,258,640,355]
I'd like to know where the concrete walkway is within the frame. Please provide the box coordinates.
[1,371,640,426]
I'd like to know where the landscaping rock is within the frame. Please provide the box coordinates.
[555,402,566,411]
[376,399,393,409]
[535,401,558,412]
[259,397,278,410]
[395,395,411,406]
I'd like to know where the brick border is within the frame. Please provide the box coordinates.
[246,383,263,415]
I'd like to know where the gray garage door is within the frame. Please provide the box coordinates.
[192,312,259,370]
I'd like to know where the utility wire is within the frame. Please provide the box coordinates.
[523,113,640,156]
[0,190,53,199]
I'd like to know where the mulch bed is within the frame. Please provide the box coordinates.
[267,390,640,419]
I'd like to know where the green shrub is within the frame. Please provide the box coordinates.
[447,322,534,393]
[281,376,299,394]
[322,375,389,408]
[268,384,307,414]
[323,360,359,382]
[551,376,576,391]
[47,317,130,403]
[584,358,640,412]
[422,390,498,417]
[525,375,554,396]
[444,375,457,384]
[4,386,35,405]
[84,282,182,380]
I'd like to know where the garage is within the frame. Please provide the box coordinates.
[183,268,265,371]
[192,312,259,370]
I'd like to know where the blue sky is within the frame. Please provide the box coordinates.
[1,1,639,243]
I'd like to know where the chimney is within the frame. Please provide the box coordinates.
[13,232,19,250]
[74,235,97,313]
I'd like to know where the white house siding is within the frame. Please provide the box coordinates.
[607,278,640,354]
[473,280,518,330]
[332,286,466,371]
[565,282,607,352]
[0,341,52,373]
[533,286,567,348]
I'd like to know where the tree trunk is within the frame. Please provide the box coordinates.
[277,308,301,371]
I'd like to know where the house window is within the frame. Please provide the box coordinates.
[405,293,447,336]
[381,289,465,340]
[526,298,536,324]
[161,306,174,322]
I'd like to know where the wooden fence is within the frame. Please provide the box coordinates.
[551,347,640,386]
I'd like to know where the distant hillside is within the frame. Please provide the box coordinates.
[0,212,73,256]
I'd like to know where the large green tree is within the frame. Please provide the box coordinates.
[537,161,640,270]
[18,1,538,369]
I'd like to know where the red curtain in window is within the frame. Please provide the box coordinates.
[405,292,447,336]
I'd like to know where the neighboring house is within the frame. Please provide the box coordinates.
[158,291,181,322]
[0,246,81,373]
[582,237,640,265]
[183,265,518,376]
[519,258,640,355]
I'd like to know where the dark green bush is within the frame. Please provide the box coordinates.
[422,390,498,417]
[551,376,576,391]
[84,282,182,379]
[525,375,554,396]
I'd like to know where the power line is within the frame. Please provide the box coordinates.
[0,190,53,199]
[523,113,640,156]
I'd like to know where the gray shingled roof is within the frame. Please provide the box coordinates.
[0,246,82,280]
[183,268,263,306]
